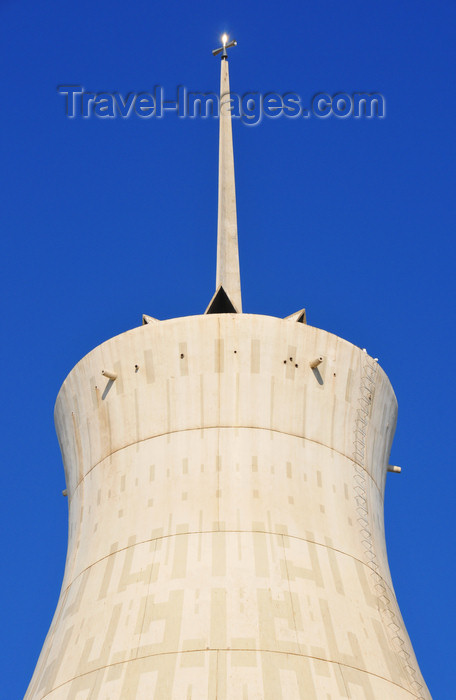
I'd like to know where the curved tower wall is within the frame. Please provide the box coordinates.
[25,314,431,699]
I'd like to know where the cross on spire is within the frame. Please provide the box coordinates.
[212,34,237,60]
[206,34,242,314]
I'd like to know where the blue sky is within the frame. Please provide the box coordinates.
[1,1,455,697]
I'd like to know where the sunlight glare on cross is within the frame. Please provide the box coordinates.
[212,33,237,59]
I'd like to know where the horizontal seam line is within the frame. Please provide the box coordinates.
[71,425,383,500]
[41,647,420,699]
[60,529,397,605]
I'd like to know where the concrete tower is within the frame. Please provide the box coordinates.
[26,37,431,700]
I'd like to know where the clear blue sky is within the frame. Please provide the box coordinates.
[1,1,454,697]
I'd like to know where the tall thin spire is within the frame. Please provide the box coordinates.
[207,34,242,313]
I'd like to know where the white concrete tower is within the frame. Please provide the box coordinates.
[25,36,431,700]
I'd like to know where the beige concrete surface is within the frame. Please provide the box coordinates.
[25,314,431,699]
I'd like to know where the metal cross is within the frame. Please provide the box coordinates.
[212,33,237,59]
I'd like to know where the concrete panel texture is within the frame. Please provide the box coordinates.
[25,314,431,699]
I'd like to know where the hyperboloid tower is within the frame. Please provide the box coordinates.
[26,36,431,700]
